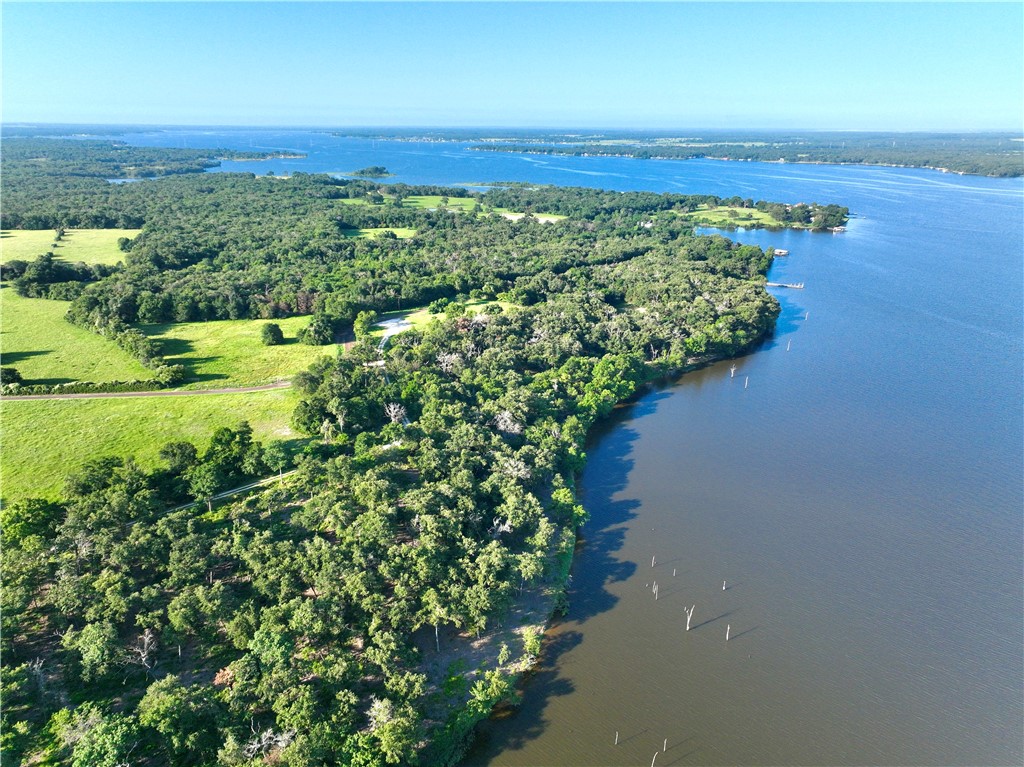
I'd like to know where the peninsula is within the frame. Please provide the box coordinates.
[1,136,846,766]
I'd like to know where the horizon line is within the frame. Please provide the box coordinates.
[4,121,1023,135]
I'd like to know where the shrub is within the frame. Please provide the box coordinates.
[261,322,285,346]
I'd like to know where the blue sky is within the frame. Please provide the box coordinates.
[3,2,1022,130]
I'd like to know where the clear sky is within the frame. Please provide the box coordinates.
[3,2,1022,131]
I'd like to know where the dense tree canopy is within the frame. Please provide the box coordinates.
[2,138,795,766]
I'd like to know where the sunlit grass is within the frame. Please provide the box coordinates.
[402,195,478,212]
[0,388,302,501]
[342,227,417,239]
[140,315,340,389]
[0,228,141,265]
[0,287,150,384]
[675,205,790,229]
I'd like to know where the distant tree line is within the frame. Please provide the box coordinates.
[471,131,1024,177]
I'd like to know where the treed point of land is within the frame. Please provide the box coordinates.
[336,127,1024,177]
[0,135,847,767]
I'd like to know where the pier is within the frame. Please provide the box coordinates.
[766,281,805,289]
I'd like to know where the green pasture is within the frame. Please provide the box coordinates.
[343,227,417,240]
[490,208,565,224]
[402,195,478,212]
[0,388,301,502]
[676,205,789,229]
[0,288,150,384]
[334,195,563,223]
[0,228,141,265]
[140,316,340,389]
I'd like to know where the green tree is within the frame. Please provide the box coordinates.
[263,440,290,477]
[0,498,62,546]
[368,697,422,765]
[52,705,139,767]
[186,461,223,512]
[353,310,378,339]
[302,315,334,345]
[261,321,285,345]
[62,622,120,681]
[138,676,223,762]
[159,440,198,475]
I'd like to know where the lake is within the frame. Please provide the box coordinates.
[110,129,1024,764]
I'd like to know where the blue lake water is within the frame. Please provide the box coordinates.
[113,130,1024,764]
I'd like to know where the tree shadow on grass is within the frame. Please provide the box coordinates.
[28,375,77,386]
[151,335,195,359]
[1,350,51,364]
[175,357,228,384]
[144,335,228,384]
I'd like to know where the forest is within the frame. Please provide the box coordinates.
[2,137,816,766]
[459,131,1024,177]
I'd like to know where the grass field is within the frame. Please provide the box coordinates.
[401,195,478,212]
[343,227,417,240]
[0,288,150,384]
[676,205,789,229]
[0,228,142,265]
[334,195,564,222]
[491,209,566,224]
[140,316,340,389]
[371,299,508,338]
[0,388,302,501]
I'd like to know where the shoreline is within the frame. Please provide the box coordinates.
[466,146,1019,179]
[448,348,744,763]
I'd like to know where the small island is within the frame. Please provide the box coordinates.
[350,165,392,178]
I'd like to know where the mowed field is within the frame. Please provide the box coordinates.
[676,205,788,229]
[141,315,340,389]
[343,227,417,240]
[0,228,142,265]
[402,195,478,211]
[335,194,564,222]
[1,287,150,384]
[3,298,332,500]
[338,194,478,212]
[0,388,301,501]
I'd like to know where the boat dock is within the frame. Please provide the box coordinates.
[766,281,804,289]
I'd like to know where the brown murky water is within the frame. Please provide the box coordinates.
[467,169,1023,766]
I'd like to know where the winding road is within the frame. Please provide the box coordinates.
[375,315,413,352]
